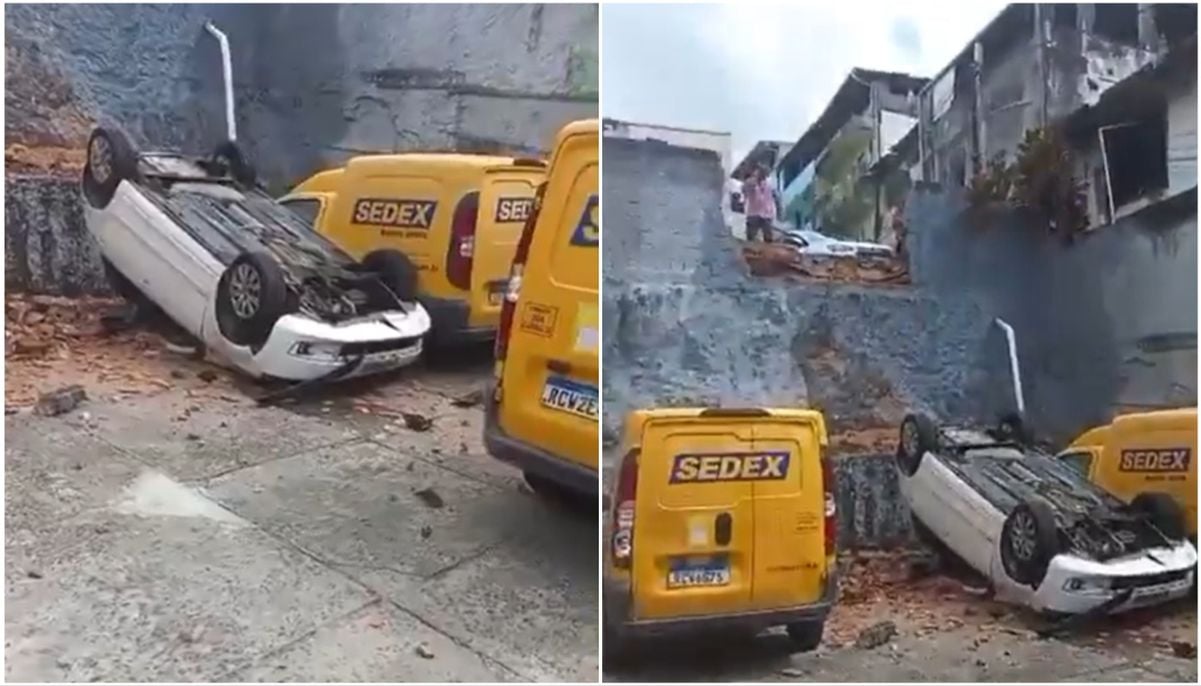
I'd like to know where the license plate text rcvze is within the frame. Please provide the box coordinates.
[670,452,791,483]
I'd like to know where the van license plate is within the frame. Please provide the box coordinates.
[667,559,731,588]
[541,377,598,420]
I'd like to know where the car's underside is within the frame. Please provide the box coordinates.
[936,440,1173,562]
[135,154,405,324]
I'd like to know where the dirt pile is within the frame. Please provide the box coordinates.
[5,37,93,176]
[5,294,235,409]
[827,550,1197,658]
[741,241,910,284]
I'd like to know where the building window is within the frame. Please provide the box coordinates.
[1101,106,1169,212]
[1093,4,1139,45]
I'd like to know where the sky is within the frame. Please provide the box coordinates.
[601,2,1009,165]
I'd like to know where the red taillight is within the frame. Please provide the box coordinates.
[446,191,479,290]
[494,183,545,362]
[611,448,640,569]
[821,456,837,557]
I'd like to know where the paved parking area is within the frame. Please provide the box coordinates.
[5,365,598,683]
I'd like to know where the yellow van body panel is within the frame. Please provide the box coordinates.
[282,153,545,342]
[608,407,834,626]
[1062,408,1197,536]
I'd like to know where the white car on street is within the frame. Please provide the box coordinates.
[82,126,432,382]
[896,412,1196,615]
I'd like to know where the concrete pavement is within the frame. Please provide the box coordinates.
[5,366,598,683]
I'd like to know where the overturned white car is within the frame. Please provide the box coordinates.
[896,412,1196,616]
[82,126,431,382]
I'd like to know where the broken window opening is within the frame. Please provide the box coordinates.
[280,198,322,225]
[1101,106,1168,212]
[1093,4,1139,45]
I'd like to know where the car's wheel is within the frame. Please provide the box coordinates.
[996,412,1030,444]
[1000,497,1060,587]
[786,620,824,652]
[524,471,593,513]
[212,141,258,188]
[362,249,419,302]
[897,413,938,476]
[215,251,290,347]
[1131,492,1186,541]
[82,127,140,209]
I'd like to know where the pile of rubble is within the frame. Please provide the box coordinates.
[5,294,234,409]
[741,242,910,284]
[826,550,1197,659]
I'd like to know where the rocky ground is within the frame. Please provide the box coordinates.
[5,296,598,682]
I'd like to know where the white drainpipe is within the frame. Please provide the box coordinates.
[204,21,236,142]
[994,318,1025,416]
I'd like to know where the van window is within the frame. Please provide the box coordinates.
[282,198,322,225]
[1059,450,1093,478]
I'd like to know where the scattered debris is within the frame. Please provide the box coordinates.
[403,412,433,431]
[451,389,483,407]
[854,620,898,650]
[415,642,435,659]
[1171,641,1197,659]
[414,488,445,509]
[26,570,42,580]
[742,242,910,285]
[165,342,198,356]
[419,524,433,539]
[198,370,219,383]
[185,433,201,442]
[779,667,804,678]
[35,384,87,416]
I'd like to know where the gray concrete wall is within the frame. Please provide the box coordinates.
[5,176,109,297]
[601,137,997,446]
[908,186,1198,442]
[5,3,598,189]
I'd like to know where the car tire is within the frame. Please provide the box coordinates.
[362,249,419,302]
[82,127,140,209]
[897,413,938,476]
[524,471,593,514]
[786,620,824,652]
[212,140,258,188]
[1000,497,1060,588]
[1131,492,1186,541]
[215,251,290,347]
[996,412,1030,445]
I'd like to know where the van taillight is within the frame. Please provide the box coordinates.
[446,191,479,290]
[821,456,837,557]
[494,182,545,362]
[611,448,640,569]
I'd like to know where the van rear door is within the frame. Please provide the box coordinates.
[750,417,827,610]
[631,414,756,619]
[470,165,545,328]
[497,126,598,472]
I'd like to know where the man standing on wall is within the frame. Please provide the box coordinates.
[743,163,776,243]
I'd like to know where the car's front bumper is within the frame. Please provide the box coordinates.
[482,381,597,496]
[1033,543,1198,614]
[239,307,430,381]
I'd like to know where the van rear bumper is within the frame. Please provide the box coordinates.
[604,573,837,637]
[420,295,495,344]
[483,382,598,496]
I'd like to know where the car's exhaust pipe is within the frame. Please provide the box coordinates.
[994,318,1025,416]
[204,21,236,142]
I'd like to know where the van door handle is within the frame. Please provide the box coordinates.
[547,359,572,374]
[715,512,732,546]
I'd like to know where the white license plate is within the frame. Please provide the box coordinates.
[667,562,731,589]
[540,377,598,420]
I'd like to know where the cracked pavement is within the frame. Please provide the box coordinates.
[5,358,598,683]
